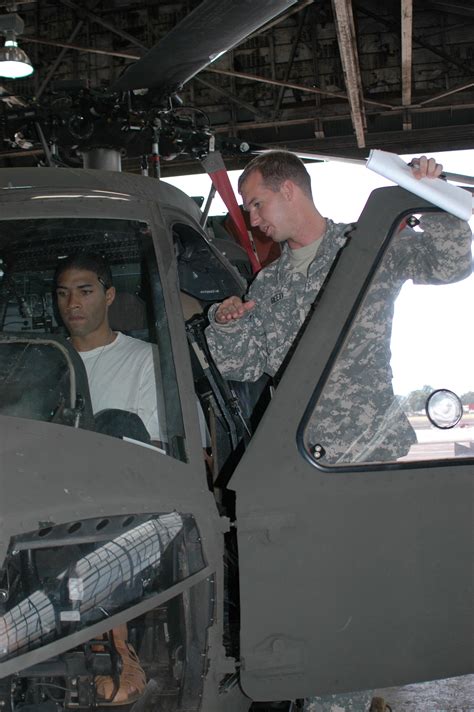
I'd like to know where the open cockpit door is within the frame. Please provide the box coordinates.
[234,186,474,701]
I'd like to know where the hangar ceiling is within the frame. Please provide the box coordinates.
[0,0,473,175]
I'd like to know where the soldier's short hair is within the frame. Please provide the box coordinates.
[238,150,313,199]
[54,252,113,291]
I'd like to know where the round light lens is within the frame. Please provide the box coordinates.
[426,389,463,429]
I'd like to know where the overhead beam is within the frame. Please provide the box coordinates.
[23,36,140,61]
[282,122,474,155]
[35,5,94,99]
[208,100,474,133]
[401,0,413,130]
[247,0,315,39]
[206,67,394,109]
[419,80,474,106]
[330,0,366,147]
[274,6,308,119]
[58,0,147,51]
[194,76,267,119]
[355,1,473,76]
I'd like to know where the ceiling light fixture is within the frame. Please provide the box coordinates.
[0,12,33,79]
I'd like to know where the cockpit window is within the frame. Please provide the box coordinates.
[0,334,93,428]
[0,218,186,461]
[300,211,474,469]
[173,222,244,305]
[0,512,206,670]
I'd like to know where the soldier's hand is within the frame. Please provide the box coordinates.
[214,296,256,324]
[410,155,443,180]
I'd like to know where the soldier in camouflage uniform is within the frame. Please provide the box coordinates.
[205,151,472,463]
[207,216,352,381]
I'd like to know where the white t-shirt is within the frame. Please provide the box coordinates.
[288,236,323,274]
[78,332,164,441]
[78,331,209,447]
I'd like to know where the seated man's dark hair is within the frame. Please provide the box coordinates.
[238,150,313,199]
[54,252,113,291]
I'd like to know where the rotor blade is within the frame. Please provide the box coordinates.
[253,149,474,185]
[442,171,474,186]
[112,0,297,93]
[263,149,367,166]
[251,147,367,166]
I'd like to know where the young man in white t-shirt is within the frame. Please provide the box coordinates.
[55,252,164,445]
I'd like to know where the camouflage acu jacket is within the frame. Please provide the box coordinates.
[205,219,352,381]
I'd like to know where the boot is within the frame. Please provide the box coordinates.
[94,625,147,705]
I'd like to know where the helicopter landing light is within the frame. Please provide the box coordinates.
[426,389,463,430]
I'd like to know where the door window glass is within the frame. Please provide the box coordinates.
[301,211,473,468]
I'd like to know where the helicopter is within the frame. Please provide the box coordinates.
[0,1,473,711]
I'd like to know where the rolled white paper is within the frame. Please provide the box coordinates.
[366,149,473,221]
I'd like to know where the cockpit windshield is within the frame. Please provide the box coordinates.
[0,217,186,460]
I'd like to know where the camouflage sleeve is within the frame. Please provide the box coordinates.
[204,274,270,382]
[395,213,472,285]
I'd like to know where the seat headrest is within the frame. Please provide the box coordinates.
[108,292,147,331]
[180,291,202,320]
